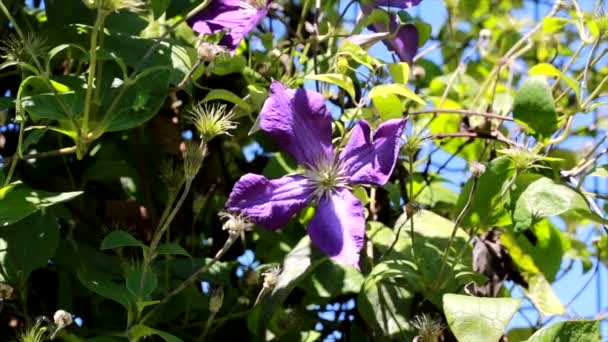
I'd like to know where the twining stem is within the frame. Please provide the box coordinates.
[434,177,478,291]
[198,311,217,342]
[140,234,238,324]
[82,8,106,135]
[407,109,514,122]
[149,180,192,257]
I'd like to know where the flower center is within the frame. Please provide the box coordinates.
[246,0,267,9]
[305,156,348,198]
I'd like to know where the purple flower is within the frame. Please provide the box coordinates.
[188,0,270,51]
[226,81,406,267]
[372,0,423,8]
[361,3,421,64]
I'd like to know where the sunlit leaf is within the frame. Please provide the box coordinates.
[305,73,356,100]
[0,182,82,227]
[512,76,558,140]
[443,294,521,342]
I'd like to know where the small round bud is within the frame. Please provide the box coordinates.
[209,287,224,314]
[479,29,492,41]
[196,42,227,63]
[470,161,487,177]
[412,65,426,81]
[53,309,73,328]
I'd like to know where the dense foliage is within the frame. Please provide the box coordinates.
[0,0,606,341]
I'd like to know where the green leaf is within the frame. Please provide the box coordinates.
[259,236,326,334]
[511,175,608,233]
[104,67,171,132]
[529,63,580,101]
[336,41,380,70]
[443,294,521,342]
[456,156,515,229]
[525,320,600,342]
[126,269,158,297]
[20,76,84,121]
[358,260,420,338]
[77,269,134,308]
[305,73,356,100]
[510,220,568,281]
[588,164,608,177]
[100,230,144,250]
[387,63,410,84]
[0,212,59,284]
[0,182,83,227]
[156,243,191,257]
[501,231,565,316]
[202,89,252,113]
[369,83,425,105]
[392,210,474,304]
[512,76,558,140]
[129,324,184,342]
[299,259,364,298]
[542,17,571,34]
[521,272,565,316]
[371,92,403,119]
[151,0,169,19]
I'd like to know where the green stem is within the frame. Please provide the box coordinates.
[148,180,192,256]
[434,177,478,291]
[197,311,217,342]
[140,234,238,324]
[582,73,608,110]
[82,8,106,135]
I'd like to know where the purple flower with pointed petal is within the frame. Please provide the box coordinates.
[226,81,406,267]
[188,0,270,51]
[361,3,421,64]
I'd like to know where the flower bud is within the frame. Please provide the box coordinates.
[470,161,487,177]
[219,211,252,238]
[196,42,227,63]
[188,103,237,142]
[412,65,426,81]
[262,266,281,290]
[404,202,421,219]
[183,141,207,180]
[479,29,492,41]
[209,287,224,314]
[53,310,73,328]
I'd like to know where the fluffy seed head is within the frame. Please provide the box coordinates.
[188,103,237,142]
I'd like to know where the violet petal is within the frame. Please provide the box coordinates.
[372,0,424,8]
[188,0,268,51]
[361,6,419,64]
[339,119,406,186]
[226,173,314,229]
[307,188,365,267]
[259,81,334,167]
